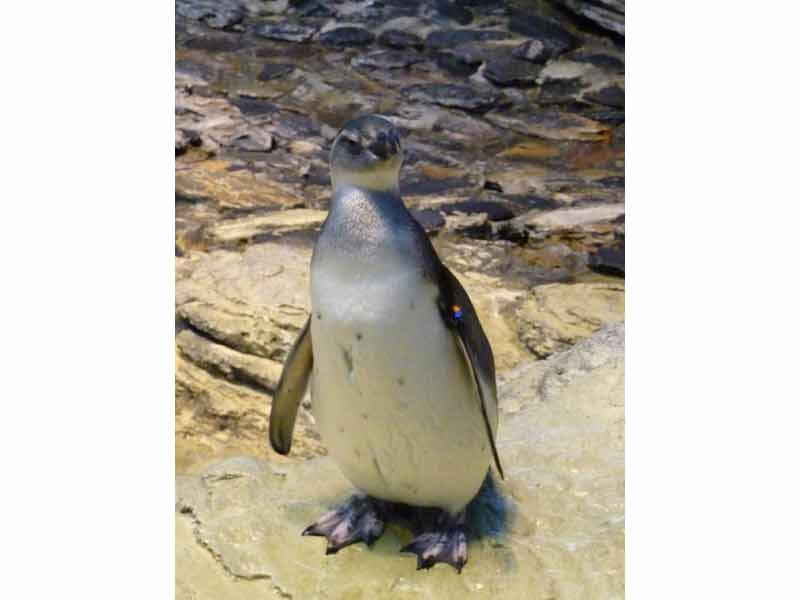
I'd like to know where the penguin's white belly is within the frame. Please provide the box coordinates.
[310,267,491,513]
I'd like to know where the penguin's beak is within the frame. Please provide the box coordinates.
[368,131,398,161]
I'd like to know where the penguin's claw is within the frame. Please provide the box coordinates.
[302,495,386,554]
[400,526,468,574]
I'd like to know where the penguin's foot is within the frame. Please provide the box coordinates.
[400,512,468,573]
[302,494,386,554]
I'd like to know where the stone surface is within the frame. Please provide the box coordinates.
[507,11,579,57]
[255,21,318,42]
[377,29,424,50]
[425,29,511,50]
[351,50,424,70]
[320,26,375,47]
[557,0,625,37]
[483,57,543,87]
[206,209,327,244]
[176,324,625,597]
[485,110,611,141]
[516,282,624,358]
[176,0,245,29]
[511,39,549,64]
[402,83,499,112]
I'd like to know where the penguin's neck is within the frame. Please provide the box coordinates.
[315,184,416,271]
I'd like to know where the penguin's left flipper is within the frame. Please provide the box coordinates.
[436,266,505,480]
[269,316,313,455]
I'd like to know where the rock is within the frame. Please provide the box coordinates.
[176,243,311,361]
[175,243,324,472]
[176,160,302,210]
[449,39,524,66]
[507,11,579,57]
[519,204,625,231]
[176,128,201,154]
[483,57,543,87]
[351,50,423,70]
[433,0,473,25]
[425,29,511,50]
[290,0,335,17]
[572,52,624,72]
[176,0,245,30]
[409,208,446,233]
[516,282,624,358]
[320,26,375,47]
[377,29,424,50]
[536,78,588,105]
[255,21,318,42]
[511,39,549,64]
[439,200,515,221]
[433,52,478,77]
[258,63,295,81]
[177,328,283,392]
[585,83,625,108]
[485,110,610,142]
[402,83,499,112]
[176,324,624,596]
[556,0,625,37]
[206,209,327,244]
[589,238,625,276]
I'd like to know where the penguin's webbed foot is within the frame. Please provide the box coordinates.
[400,513,468,573]
[302,494,386,554]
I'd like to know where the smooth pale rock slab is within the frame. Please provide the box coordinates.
[516,282,624,358]
[176,324,625,598]
[207,209,327,244]
[176,243,311,361]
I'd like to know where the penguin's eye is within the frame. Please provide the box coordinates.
[342,137,361,155]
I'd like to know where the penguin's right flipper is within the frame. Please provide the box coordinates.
[269,316,313,455]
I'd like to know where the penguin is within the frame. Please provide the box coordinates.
[269,114,503,573]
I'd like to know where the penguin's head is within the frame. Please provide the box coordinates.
[330,115,403,191]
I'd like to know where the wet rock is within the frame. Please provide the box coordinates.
[536,78,589,105]
[402,83,499,112]
[176,324,624,595]
[320,26,375,47]
[290,0,335,18]
[507,11,579,57]
[207,209,327,244]
[425,28,511,50]
[511,39,549,64]
[585,83,625,108]
[351,50,423,70]
[556,0,625,37]
[516,282,624,358]
[485,110,610,141]
[176,0,245,30]
[433,52,478,77]
[377,29,424,50]
[449,39,524,66]
[572,52,624,72]
[255,21,318,42]
[589,238,625,276]
[257,63,294,81]
[483,57,543,87]
[433,0,473,25]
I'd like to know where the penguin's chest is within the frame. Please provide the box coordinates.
[309,260,490,511]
